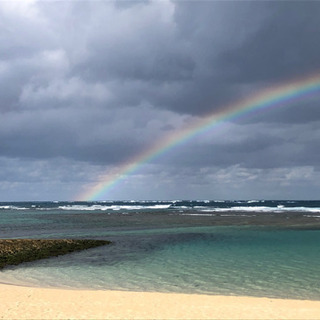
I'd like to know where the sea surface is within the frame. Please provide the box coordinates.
[0,200,320,300]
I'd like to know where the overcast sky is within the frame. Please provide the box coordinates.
[1,0,320,201]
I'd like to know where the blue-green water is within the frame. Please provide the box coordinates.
[0,200,320,300]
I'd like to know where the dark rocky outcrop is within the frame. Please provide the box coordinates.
[0,239,111,269]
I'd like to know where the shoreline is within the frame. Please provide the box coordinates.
[1,283,320,319]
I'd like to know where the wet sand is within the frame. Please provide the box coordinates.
[0,283,320,319]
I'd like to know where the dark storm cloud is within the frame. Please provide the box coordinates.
[169,1,320,116]
[67,0,320,118]
[220,2,320,83]
[71,1,264,115]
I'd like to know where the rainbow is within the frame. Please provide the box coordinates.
[78,73,320,201]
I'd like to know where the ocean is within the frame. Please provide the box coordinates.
[0,200,320,300]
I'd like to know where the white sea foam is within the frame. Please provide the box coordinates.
[0,205,27,210]
[58,204,171,211]
[198,206,320,213]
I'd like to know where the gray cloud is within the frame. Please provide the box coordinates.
[156,121,320,170]
[0,0,320,200]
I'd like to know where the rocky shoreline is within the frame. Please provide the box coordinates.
[0,239,111,269]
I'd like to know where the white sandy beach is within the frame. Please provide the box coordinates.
[0,283,320,319]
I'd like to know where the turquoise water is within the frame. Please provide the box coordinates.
[1,225,320,300]
[0,201,320,300]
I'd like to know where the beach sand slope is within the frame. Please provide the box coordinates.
[0,284,320,319]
